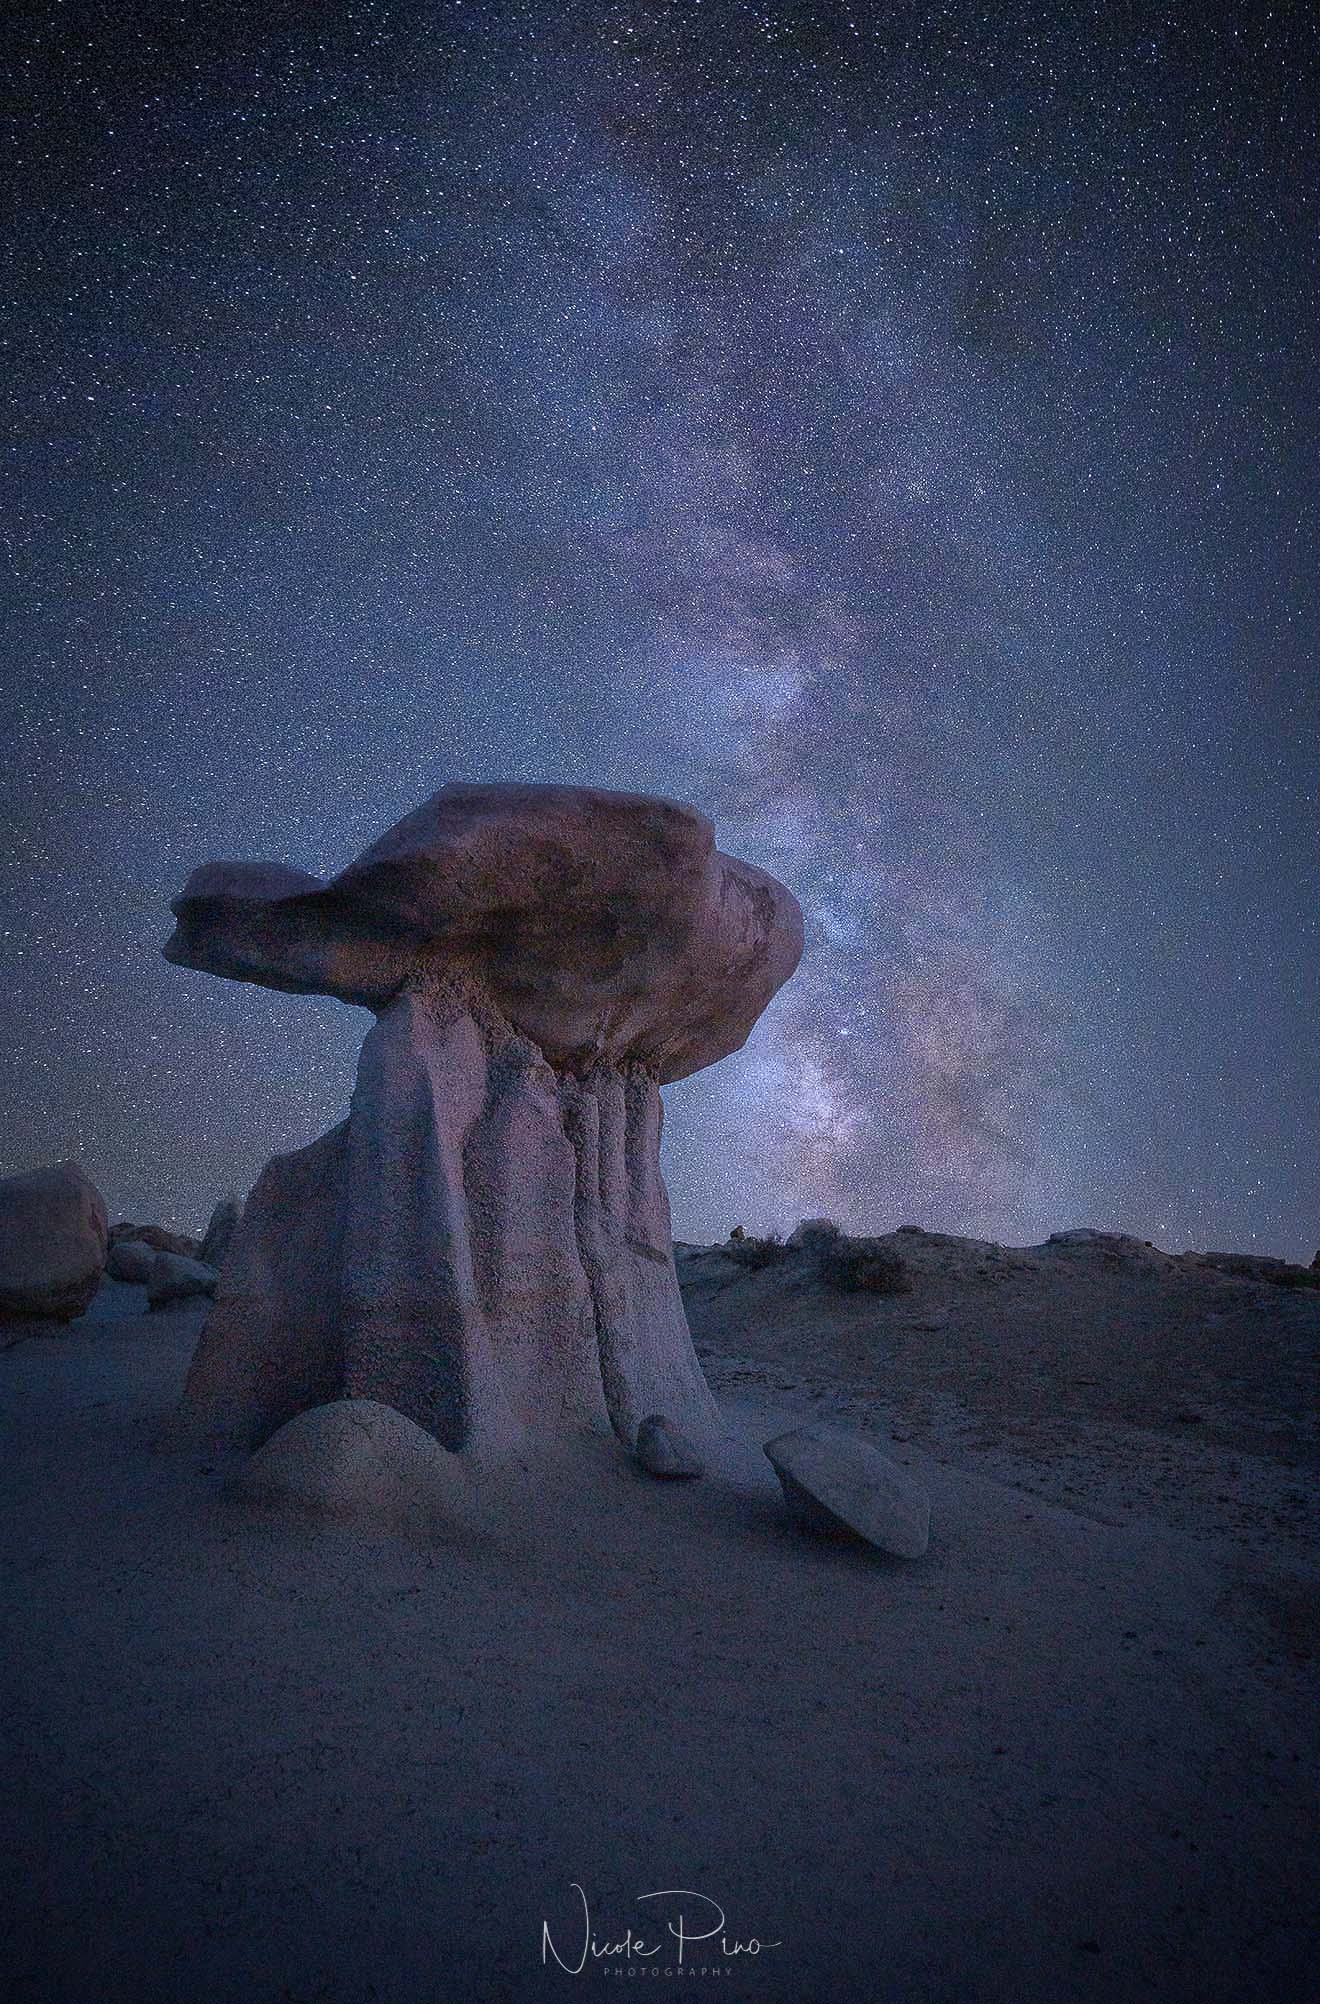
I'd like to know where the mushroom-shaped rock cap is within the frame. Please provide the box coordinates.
[165,783,803,1082]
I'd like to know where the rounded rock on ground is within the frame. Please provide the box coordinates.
[235,1397,473,1534]
[107,1238,157,1285]
[0,1161,108,1323]
[146,1251,219,1309]
[634,1413,705,1479]
[764,1423,931,1558]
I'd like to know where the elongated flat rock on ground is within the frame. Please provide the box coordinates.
[764,1423,930,1557]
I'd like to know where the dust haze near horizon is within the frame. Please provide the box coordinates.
[3,2,1317,1257]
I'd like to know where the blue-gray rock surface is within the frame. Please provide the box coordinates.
[634,1413,705,1478]
[765,1423,930,1557]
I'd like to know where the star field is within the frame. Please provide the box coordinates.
[3,0,1317,1254]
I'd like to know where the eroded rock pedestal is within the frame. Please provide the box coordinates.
[163,785,802,1462]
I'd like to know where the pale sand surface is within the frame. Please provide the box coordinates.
[2,1258,1316,2004]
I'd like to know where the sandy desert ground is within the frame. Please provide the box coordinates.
[3,1227,1318,2004]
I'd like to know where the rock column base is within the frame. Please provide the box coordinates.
[169,976,719,1459]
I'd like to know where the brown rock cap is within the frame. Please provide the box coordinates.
[164,783,803,1082]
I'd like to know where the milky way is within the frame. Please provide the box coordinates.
[3,3,1317,1254]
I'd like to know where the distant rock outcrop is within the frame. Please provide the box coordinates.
[679,1221,1320,1301]
[689,1221,913,1294]
[198,1194,242,1272]
[1183,1248,1320,1291]
[109,1221,200,1259]
[0,1161,108,1327]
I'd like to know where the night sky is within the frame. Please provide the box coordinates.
[4,1,1317,1255]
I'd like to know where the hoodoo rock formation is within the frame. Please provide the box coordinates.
[162,784,803,1461]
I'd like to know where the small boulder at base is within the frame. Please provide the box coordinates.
[198,1194,241,1271]
[235,1398,471,1534]
[0,1160,108,1322]
[146,1252,219,1309]
[764,1423,930,1558]
[106,1238,157,1285]
[634,1413,705,1479]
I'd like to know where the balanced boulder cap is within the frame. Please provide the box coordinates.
[765,1424,931,1558]
[0,1160,108,1323]
[162,784,803,1465]
[165,782,802,1082]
